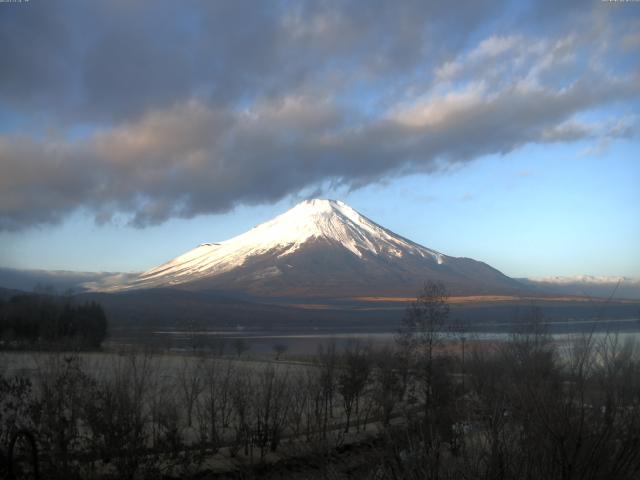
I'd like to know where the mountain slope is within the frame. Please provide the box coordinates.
[111,199,524,297]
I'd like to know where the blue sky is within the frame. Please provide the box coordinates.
[0,0,639,279]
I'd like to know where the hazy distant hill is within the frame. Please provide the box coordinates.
[0,267,136,294]
[520,276,640,300]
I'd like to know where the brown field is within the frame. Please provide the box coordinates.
[350,294,636,304]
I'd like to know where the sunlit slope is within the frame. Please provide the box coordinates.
[112,199,523,297]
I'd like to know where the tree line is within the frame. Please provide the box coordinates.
[0,293,108,349]
[1,282,640,479]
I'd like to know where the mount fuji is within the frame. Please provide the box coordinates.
[109,199,523,298]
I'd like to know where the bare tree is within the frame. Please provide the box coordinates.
[316,340,338,438]
[397,282,451,436]
[273,343,288,360]
[338,339,371,433]
[179,356,204,428]
[32,353,92,479]
[252,365,291,457]
[233,338,249,357]
[82,352,155,480]
[372,348,405,427]
[289,373,312,437]
[196,358,235,453]
[229,367,253,457]
[210,337,226,357]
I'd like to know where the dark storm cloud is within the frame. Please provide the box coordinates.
[0,0,501,123]
[0,0,638,230]
[0,1,76,110]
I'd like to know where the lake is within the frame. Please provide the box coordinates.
[105,317,640,355]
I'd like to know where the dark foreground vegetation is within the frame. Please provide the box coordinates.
[0,293,108,349]
[1,283,640,479]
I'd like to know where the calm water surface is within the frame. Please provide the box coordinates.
[106,318,640,355]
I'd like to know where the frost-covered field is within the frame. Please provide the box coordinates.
[0,346,386,478]
[0,349,310,382]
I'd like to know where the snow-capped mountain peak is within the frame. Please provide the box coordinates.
[235,198,439,259]
[126,199,440,289]
[108,199,518,296]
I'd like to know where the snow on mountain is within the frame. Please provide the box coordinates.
[520,275,640,300]
[107,199,522,296]
[527,275,636,285]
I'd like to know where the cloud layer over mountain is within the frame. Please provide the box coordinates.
[1,0,638,230]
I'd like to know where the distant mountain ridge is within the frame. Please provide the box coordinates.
[107,199,524,297]
[2,201,637,301]
[2,199,638,328]
[519,276,640,300]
